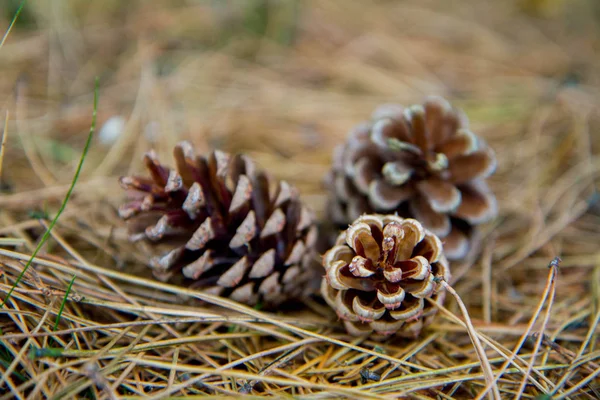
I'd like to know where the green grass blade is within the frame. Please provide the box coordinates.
[1,76,99,308]
[53,275,76,331]
[29,346,64,359]
[0,358,28,382]
[0,0,26,49]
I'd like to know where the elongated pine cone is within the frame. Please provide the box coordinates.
[118,142,319,307]
[327,96,497,260]
[321,214,450,337]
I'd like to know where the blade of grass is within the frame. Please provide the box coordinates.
[52,275,76,331]
[0,77,98,308]
[0,0,26,49]
[0,358,28,382]
[439,279,501,400]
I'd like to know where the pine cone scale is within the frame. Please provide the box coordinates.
[228,175,252,214]
[182,183,205,219]
[409,198,451,237]
[369,180,414,210]
[261,208,286,238]
[229,282,255,304]
[449,149,497,183]
[443,228,469,260]
[173,141,195,185]
[185,218,215,251]
[416,179,461,213]
[437,129,477,158]
[181,250,213,280]
[454,181,497,223]
[377,284,405,306]
[144,152,169,186]
[284,240,305,265]
[249,249,276,278]
[217,257,248,287]
[389,297,422,320]
[229,211,257,249]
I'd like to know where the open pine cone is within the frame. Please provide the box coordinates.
[321,214,450,337]
[118,142,319,308]
[326,96,497,260]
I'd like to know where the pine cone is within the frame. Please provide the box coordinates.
[118,142,319,308]
[321,214,450,337]
[326,97,497,260]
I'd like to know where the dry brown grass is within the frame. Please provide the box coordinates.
[1,0,599,398]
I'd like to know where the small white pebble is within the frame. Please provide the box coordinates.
[98,116,126,145]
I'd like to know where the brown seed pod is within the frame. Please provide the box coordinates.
[326,96,497,260]
[118,141,319,308]
[321,214,451,337]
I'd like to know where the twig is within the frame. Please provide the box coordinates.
[476,257,560,399]
[513,258,559,399]
[439,279,501,400]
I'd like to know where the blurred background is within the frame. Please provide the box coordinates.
[1,0,599,217]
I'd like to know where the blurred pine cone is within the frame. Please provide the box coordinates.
[326,97,497,260]
[321,214,450,337]
[118,142,319,308]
